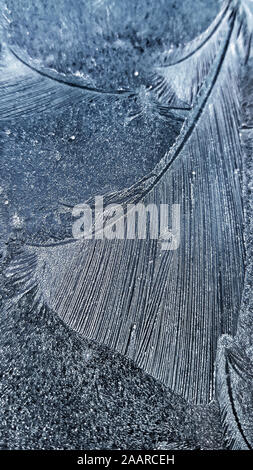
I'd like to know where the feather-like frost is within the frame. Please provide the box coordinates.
[150,0,250,106]
[3,1,252,405]
[215,44,253,449]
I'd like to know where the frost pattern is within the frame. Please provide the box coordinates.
[2,1,252,408]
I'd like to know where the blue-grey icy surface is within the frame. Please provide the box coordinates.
[0,0,232,450]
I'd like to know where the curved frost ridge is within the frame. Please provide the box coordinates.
[0,44,134,121]
[8,45,133,96]
[216,336,253,449]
